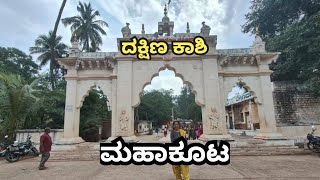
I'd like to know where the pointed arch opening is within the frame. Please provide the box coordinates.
[135,64,203,108]
[225,81,260,131]
[79,85,111,142]
[134,65,202,140]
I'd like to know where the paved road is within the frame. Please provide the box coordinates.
[0,154,319,180]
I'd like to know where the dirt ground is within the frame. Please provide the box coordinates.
[0,154,320,180]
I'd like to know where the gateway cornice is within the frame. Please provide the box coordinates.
[218,70,273,76]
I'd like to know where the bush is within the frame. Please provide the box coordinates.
[80,126,99,142]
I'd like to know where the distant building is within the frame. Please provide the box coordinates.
[225,85,260,130]
[135,120,152,133]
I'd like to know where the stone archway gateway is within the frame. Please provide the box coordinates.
[56,9,284,144]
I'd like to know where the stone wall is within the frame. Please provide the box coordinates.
[273,81,320,126]
[16,129,63,145]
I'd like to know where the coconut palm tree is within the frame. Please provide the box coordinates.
[29,31,68,90]
[0,72,40,141]
[50,0,67,85]
[61,2,108,52]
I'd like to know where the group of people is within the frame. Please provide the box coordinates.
[154,126,168,137]
[183,126,203,140]
[154,123,203,141]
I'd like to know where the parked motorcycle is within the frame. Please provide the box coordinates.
[306,125,320,153]
[0,135,9,157]
[6,133,40,162]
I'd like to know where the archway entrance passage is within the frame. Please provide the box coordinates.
[225,81,260,132]
[125,58,233,142]
[56,51,115,145]
[79,86,111,142]
[134,68,202,140]
[134,68,183,137]
[57,13,284,144]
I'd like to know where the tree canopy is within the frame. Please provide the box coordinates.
[30,31,68,90]
[175,85,202,122]
[0,47,39,80]
[0,1,108,142]
[136,89,175,126]
[61,2,108,52]
[136,85,202,126]
[242,0,320,96]
[80,88,110,135]
[0,72,40,141]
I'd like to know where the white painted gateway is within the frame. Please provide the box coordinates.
[56,8,284,144]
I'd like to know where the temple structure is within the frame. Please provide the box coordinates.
[56,5,284,144]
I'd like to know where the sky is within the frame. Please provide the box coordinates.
[0,0,254,97]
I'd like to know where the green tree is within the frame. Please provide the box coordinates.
[242,0,320,38]
[0,47,39,81]
[80,88,110,139]
[0,72,40,141]
[29,31,68,90]
[61,1,108,52]
[24,73,66,129]
[137,89,174,126]
[242,0,320,96]
[175,85,202,122]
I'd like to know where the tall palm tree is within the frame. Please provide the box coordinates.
[0,72,40,141]
[50,0,67,86]
[29,31,68,90]
[61,2,108,52]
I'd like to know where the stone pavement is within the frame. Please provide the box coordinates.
[0,154,320,180]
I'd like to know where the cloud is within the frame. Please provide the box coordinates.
[144,69,183,96]
[97,0,253,50]
[0,0,74,53]
[227,86,246,99]
[0,0,254,94]
[0,0,254,51]
[0,0,253,53]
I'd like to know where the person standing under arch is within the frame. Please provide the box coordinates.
[170,121,190,180]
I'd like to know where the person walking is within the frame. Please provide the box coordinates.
[155,127,159,137]
[164,126,168,137]
[195,127,198,140]
[39,127,52,170]
[197,126,201,139]
[170,121,190,180]
[189,127,194,140]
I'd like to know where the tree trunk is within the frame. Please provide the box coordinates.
[50,60,55,90]
[8,116,17,143]
[86,35,90,52]
[50,0,67,90]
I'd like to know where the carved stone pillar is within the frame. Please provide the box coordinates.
[107,60,137,142]
[254,75,284,140]
[55,76,84,145]
[199,57,234,141]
